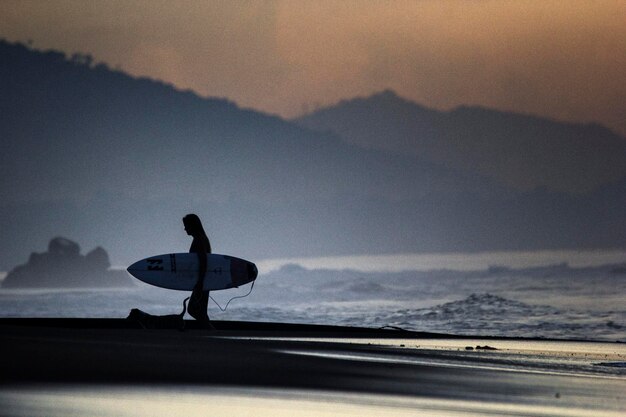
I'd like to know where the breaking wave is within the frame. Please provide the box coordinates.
[1,260,625,341]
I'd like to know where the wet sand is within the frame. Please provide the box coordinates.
[1,318,625,416]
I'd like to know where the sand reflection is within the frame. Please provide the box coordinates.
[1,385,622,417]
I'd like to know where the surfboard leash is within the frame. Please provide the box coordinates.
[209,280,256,312]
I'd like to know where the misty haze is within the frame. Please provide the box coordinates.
[1,40,625,272]
[1,2,626,414]
[1,36,625,337]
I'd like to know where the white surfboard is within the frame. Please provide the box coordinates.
[127,253,258,291]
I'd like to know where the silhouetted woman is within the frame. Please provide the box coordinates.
[183,214,212,324]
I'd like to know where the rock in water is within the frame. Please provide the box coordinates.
[2,237,133,288]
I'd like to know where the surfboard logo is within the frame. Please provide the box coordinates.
[170,254,176,273]
[147,258,163,271]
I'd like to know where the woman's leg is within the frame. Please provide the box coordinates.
[189,288,209,322]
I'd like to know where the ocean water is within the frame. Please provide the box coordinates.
[1,250,625,342]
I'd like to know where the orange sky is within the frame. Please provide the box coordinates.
[1,0,625,136]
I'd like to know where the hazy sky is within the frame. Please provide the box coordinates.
[1,0,625,136]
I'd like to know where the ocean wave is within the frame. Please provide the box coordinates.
[2,264,626,341]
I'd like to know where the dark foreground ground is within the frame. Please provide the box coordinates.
[1,318,625,416]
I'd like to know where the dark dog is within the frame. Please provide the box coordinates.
[127,297,189,330]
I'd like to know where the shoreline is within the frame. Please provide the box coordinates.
[2,318,625,415]
[1,317,624,343]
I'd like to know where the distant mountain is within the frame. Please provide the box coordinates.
[1,42,484,206]
[295,90,626,194]
[1,40,624,270]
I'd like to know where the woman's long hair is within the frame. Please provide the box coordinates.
[183,214,211,252]
[183,214,206,236]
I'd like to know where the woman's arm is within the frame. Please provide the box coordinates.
[195,250,207,291]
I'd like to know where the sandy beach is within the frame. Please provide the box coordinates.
[1,318,625,416]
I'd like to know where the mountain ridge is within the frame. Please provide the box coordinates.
[1,39,624,269]
[295,90,626,194]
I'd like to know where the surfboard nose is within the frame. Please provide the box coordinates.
[126,260,141,275]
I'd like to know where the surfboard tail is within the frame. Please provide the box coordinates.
[230,258,258,287]
[248,262,258,280]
